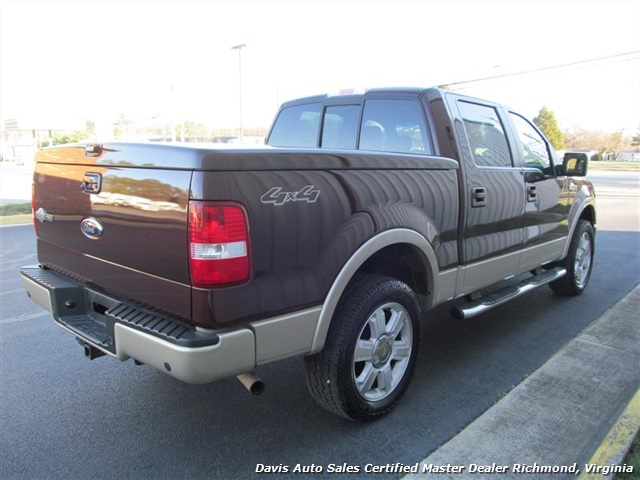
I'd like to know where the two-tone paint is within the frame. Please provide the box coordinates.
[24,87,595,383]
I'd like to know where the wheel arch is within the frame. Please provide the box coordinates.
[579,203,596,226]
[562,199,597,259]
[309,229,438,354]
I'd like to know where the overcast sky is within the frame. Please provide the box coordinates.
[1,0,638,135]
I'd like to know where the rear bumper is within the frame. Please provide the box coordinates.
[20,266,256,384]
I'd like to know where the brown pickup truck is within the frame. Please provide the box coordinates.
[21,88,596,420]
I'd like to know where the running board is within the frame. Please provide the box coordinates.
[451,267,567,320]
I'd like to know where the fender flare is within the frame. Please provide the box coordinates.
[562,198,597,259]
[308,228,438,354]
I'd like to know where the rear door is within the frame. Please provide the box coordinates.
[448,97,526,294]
[33,144,193,320]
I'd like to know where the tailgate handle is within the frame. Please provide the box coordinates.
[85,144,103,157]
[82,172,102,194]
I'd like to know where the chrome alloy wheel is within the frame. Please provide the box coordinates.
[574,231,593,288]
[352,302,413,402]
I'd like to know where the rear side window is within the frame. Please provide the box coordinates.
[458,101,512,168]
[359,99,432,154]
[268,103,321,147]
[321,105,360,149]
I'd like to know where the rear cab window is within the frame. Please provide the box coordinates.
[359,99,432,155]
[268,103,322,147]
[268,94,434,155]
[321,105,360,149]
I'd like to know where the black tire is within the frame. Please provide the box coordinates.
[549,219,595,296]
[304,274,421,421]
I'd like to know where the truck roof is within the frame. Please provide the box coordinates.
[279,87,444,107]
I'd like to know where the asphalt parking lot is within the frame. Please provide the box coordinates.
[1,164,639,479]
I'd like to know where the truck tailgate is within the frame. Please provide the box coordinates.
[33,145,192,320]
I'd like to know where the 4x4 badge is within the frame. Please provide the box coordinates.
[261,185,320,206]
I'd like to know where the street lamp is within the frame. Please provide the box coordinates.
[231,43,246,143]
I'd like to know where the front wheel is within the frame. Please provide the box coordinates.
[550,219,595,295]
[304,274,422,421]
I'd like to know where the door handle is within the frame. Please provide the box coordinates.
[471,187,487,208]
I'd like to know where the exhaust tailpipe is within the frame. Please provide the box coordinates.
[237,372,265,395]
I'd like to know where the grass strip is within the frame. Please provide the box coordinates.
[0,202,31,216]
[589,161,640,172]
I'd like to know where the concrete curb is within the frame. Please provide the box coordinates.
[403,284,640,480]
[578,388,640,480]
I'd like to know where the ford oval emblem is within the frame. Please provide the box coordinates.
[80,217,103,240]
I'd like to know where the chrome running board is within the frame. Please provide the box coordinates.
[451,267,567,320]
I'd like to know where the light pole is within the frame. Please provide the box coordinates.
[231,43,246,143]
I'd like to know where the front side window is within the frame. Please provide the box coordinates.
[458,101,512,168]
[358,99,432,154]
[509,113,552,171]
[268,103,321,147]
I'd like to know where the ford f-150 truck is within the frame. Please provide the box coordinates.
[21,88,595,420]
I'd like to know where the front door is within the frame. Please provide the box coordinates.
[507,112,570,271]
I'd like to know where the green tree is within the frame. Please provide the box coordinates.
[632,127,640,147]
[534,106,565,150]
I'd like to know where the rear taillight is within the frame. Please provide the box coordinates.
[188,201,251,287]
[31,181,37,234]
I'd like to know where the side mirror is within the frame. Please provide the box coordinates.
[563,152,589,176]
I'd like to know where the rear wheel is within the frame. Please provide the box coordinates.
[304,274,421,421]
[550,219,595,295]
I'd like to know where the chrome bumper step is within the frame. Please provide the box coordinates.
[20,266,220,353]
